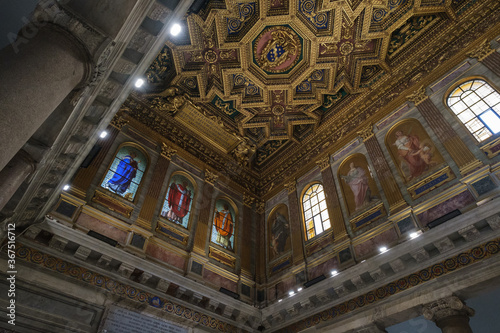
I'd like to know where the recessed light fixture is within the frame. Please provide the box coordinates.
[278,299,282,302]
[410,232,420,239]
[135,78,145,88]
[63,184,70,191]
[379,246,388,253]
[289,291,295,296]
[297,287,303,292]
[100,131,108,138]
[170,23,182,36]
[331,270,338,276]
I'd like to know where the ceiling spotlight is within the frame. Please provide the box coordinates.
[170,23,182,36]
[99,131,108,139]
[410,232,420,239]
[289,291,295,296]
[379,246,388,253]
[331,270,338,276]
[63,184,70,191]
[278,299,282,302]
[297,287,303,292]
[135,78,145,88]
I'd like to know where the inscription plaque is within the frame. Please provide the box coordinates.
[101,306,187,333]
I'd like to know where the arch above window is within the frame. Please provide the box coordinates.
[302,183,331,240]
[447,78,500,142]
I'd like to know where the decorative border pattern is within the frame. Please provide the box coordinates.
[14,244,244,333]
[277,237,500,332]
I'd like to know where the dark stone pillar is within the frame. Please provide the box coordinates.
[284,180,305,265]
[360,126,407,213]
[0,25,89,171]
[192,170,218,255]
[407,88,482,175]
[136,144,175,230]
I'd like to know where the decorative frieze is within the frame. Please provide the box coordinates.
[160,142,177,159]
[315,155,331,171]
[204,169,219,185]
[467,39,495,61]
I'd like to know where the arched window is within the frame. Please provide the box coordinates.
[302,183,330,240]
[447,79,500,142]
[160,172,196,229]
[101,144,147,202]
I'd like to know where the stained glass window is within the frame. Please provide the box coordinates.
[447,79,500,142]
[160,174,194,229]
[211,199,236,251]
[302,184,330,240]
[101,146,147,202]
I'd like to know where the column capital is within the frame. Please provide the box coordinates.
[204,169,218,185]
[423,296,475,322]
[284,180,297,194]
[316,155,331,171]
[243,194,255,208]
[110,115,129,129]
[468,39,495,61]
[255,200,266,214]
[406,86,428,106]
[160,142,177,160]
[357,124,374,141]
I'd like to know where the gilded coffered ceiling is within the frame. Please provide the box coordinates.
[123,0,500,196]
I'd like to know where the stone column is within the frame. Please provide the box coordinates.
[284,180,305,265]
[192,170,218,255]
[70,116,128,198]
[0,25,89,172]
[0,150,36,211]
[136,143,176,230]
[423,296,475,333]
[407,88,482,175]
[468,39,500,76]
[316,155,348,242]
[359,126,407,213]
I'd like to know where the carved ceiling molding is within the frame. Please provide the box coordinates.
[110,115,129,130]
[316,155,331,171]
[357,124,374,141]
[406,86,428,106]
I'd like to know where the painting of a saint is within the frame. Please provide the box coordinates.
[160,173,195,228]
[386,119,444,183]
[338,154,380,216]
[101,145,146,201]
[211,199,236,251]
[268,204,290,261]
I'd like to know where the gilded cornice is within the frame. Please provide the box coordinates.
[255,200,265,214]
[284,180,296,194]
[243,193,255,208]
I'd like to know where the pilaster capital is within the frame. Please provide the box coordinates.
[110,115,129,129]
[243,194,255,208]
[406,86,428,106]
[284,180,296,194]
[160,143,177,160]
[204,169,218,185]
[255,200,266,214]
[423,296,475,322]
[357,124,374,141]
[468,39,495,61]
[316,155,331,171]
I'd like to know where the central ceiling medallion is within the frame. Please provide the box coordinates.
[253,25,303,74]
